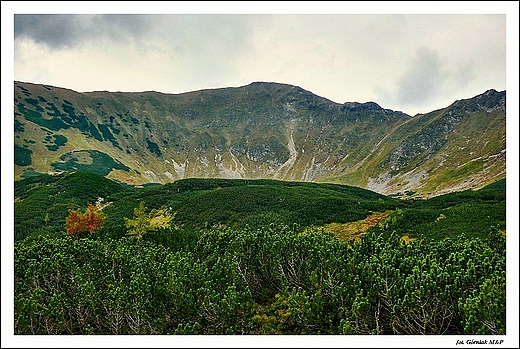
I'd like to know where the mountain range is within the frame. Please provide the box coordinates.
[14,81,506,197]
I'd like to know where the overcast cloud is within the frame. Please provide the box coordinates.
[5,3,515,116]
[395,47,450,107]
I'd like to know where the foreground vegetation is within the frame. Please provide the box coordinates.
[15,224,505,335]
[13,171,507,335]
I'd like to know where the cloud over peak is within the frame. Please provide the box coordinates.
[12,13,508,116]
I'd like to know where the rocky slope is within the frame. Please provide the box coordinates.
[14,81,506,197]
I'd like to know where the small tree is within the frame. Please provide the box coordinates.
[66,203,105,238]
[125,201,173,239]
[125,201,150,240]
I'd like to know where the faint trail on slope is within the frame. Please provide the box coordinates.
[273,119,298,179]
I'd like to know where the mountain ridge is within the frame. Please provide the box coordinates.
[14,80,505,197]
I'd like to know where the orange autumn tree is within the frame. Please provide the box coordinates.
[66,203,105,238]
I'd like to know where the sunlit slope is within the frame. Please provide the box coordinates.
[15,81,505,196]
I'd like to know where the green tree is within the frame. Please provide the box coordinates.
[44,213,50,226]
[125,201,173,239]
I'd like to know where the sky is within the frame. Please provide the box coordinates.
[2,2,520,348]
[3,2,517,116]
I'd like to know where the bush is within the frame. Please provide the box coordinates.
[65,203,105,238]
[14,221,506,334]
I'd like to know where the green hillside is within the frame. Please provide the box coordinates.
[112,178,401,230]
[14,171,403,240]
[370,178,506,241]
[14,171,505,243]
[11,80,508,337]
[13,171,507,335]
[14,170,130,240]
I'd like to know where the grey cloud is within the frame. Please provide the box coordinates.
[14,14,89,48]
[453,61,475,88]
[151,15,255,82]
[93,15,153,42]
[155,15,253,52]
[395,47,446,107]
[14,14,153,49]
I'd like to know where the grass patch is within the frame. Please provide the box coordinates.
[315,211,393,241]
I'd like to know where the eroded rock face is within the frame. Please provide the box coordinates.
[14,81,505,196]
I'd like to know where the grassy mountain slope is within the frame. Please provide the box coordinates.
[349,89,506,197]
[14,81,505,197]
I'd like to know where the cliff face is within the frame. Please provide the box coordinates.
[14,81,506,197]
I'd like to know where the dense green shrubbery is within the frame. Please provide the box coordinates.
[158,182,403,230]
[14,232,254,335]
[14,144,33,166]
[79,175,405,230]
[52,150,130,175]
[371,179,506,240]
[13,173,507,335]
[14,171,130,241]
[14,225,505,335]
[15,172,505,242]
